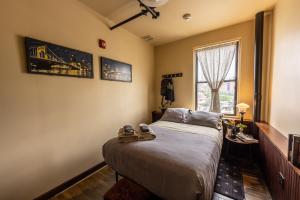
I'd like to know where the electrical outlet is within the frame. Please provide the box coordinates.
[278,172,285,190]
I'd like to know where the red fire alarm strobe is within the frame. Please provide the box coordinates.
[99,39,106,49]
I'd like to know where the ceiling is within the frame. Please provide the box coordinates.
[79,0,277,46]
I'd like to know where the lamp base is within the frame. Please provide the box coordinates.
[240,112,245,124]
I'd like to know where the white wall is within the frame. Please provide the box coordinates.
[269,0,300,137]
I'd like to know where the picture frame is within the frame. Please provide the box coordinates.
[25,37,94,78]
[100,57,132,82]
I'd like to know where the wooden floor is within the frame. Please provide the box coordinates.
[241,166,272,200]
[51,163,271,200]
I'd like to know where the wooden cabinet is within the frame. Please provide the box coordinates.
[257,123,300,200]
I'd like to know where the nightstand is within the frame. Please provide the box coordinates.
[222,119,258,160]
[225,132,258,161]
[152,111,163,123]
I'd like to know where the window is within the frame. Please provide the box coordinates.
[196,41,238,115]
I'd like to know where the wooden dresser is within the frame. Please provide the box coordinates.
[256,122,300,200]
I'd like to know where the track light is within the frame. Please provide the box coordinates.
[110,0,168,30]
[140,0,168,7]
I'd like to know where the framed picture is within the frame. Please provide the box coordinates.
[25,37,93,78]
[100,57,132,82]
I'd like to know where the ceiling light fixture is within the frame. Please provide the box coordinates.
[110,0,168,30]
[182,13,192,21]
[140,0,168,7]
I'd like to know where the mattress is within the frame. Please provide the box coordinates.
[102,121,223,200]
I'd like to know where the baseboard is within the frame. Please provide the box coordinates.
[34,161,107,200]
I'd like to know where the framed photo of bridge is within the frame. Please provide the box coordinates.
[100,57,132,82]
[25,37,93,78]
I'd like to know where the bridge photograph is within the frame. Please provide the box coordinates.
[25,37,93,78]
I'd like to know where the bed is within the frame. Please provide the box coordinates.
[102,120,223,200]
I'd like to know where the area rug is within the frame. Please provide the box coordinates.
[214,157,245,200]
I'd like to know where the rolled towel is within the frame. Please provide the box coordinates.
[137,124,156,141]
[123,125,134,136]
[139,123,151,134]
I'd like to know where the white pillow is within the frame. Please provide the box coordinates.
[160,108,190,123]
[185,111,223,129]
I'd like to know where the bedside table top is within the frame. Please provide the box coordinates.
[225,133,259,144]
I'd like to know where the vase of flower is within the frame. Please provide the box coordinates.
[236,123,247,135]
[225,119,236,138]
[227,127,233,137]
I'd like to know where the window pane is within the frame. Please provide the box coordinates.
[197,81,236,114]
[197,65,207,82]
[197,45,237,82]
[196,83,211,112]
[225,53,236,80]
[219,81,236,114]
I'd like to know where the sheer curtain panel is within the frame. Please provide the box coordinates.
[196,42,237,113]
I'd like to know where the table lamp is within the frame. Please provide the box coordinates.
[236,103,249,124]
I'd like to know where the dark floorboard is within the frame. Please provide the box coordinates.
[51,162,271,200]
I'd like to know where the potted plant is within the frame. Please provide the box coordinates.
[236,123,247,134]
[225,119,236,138]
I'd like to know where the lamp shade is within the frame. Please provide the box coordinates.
[140,0,168,7]
[236,103,250,113]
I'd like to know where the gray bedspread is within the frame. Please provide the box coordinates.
[103,121,223,200]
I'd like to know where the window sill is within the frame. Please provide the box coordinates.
[223,115,252,121]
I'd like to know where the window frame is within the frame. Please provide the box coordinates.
[195,41,239,116]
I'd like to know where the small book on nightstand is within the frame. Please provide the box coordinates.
[236,132,258,143]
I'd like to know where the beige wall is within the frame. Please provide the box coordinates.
[0,0,154,199]
[154,21,255,119]
[268,0,300,137]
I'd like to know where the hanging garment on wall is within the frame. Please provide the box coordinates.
[160,78,175,102]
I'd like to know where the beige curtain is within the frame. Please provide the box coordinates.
[197,42,237,113]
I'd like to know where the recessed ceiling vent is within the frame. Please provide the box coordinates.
[142,35,154,41]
